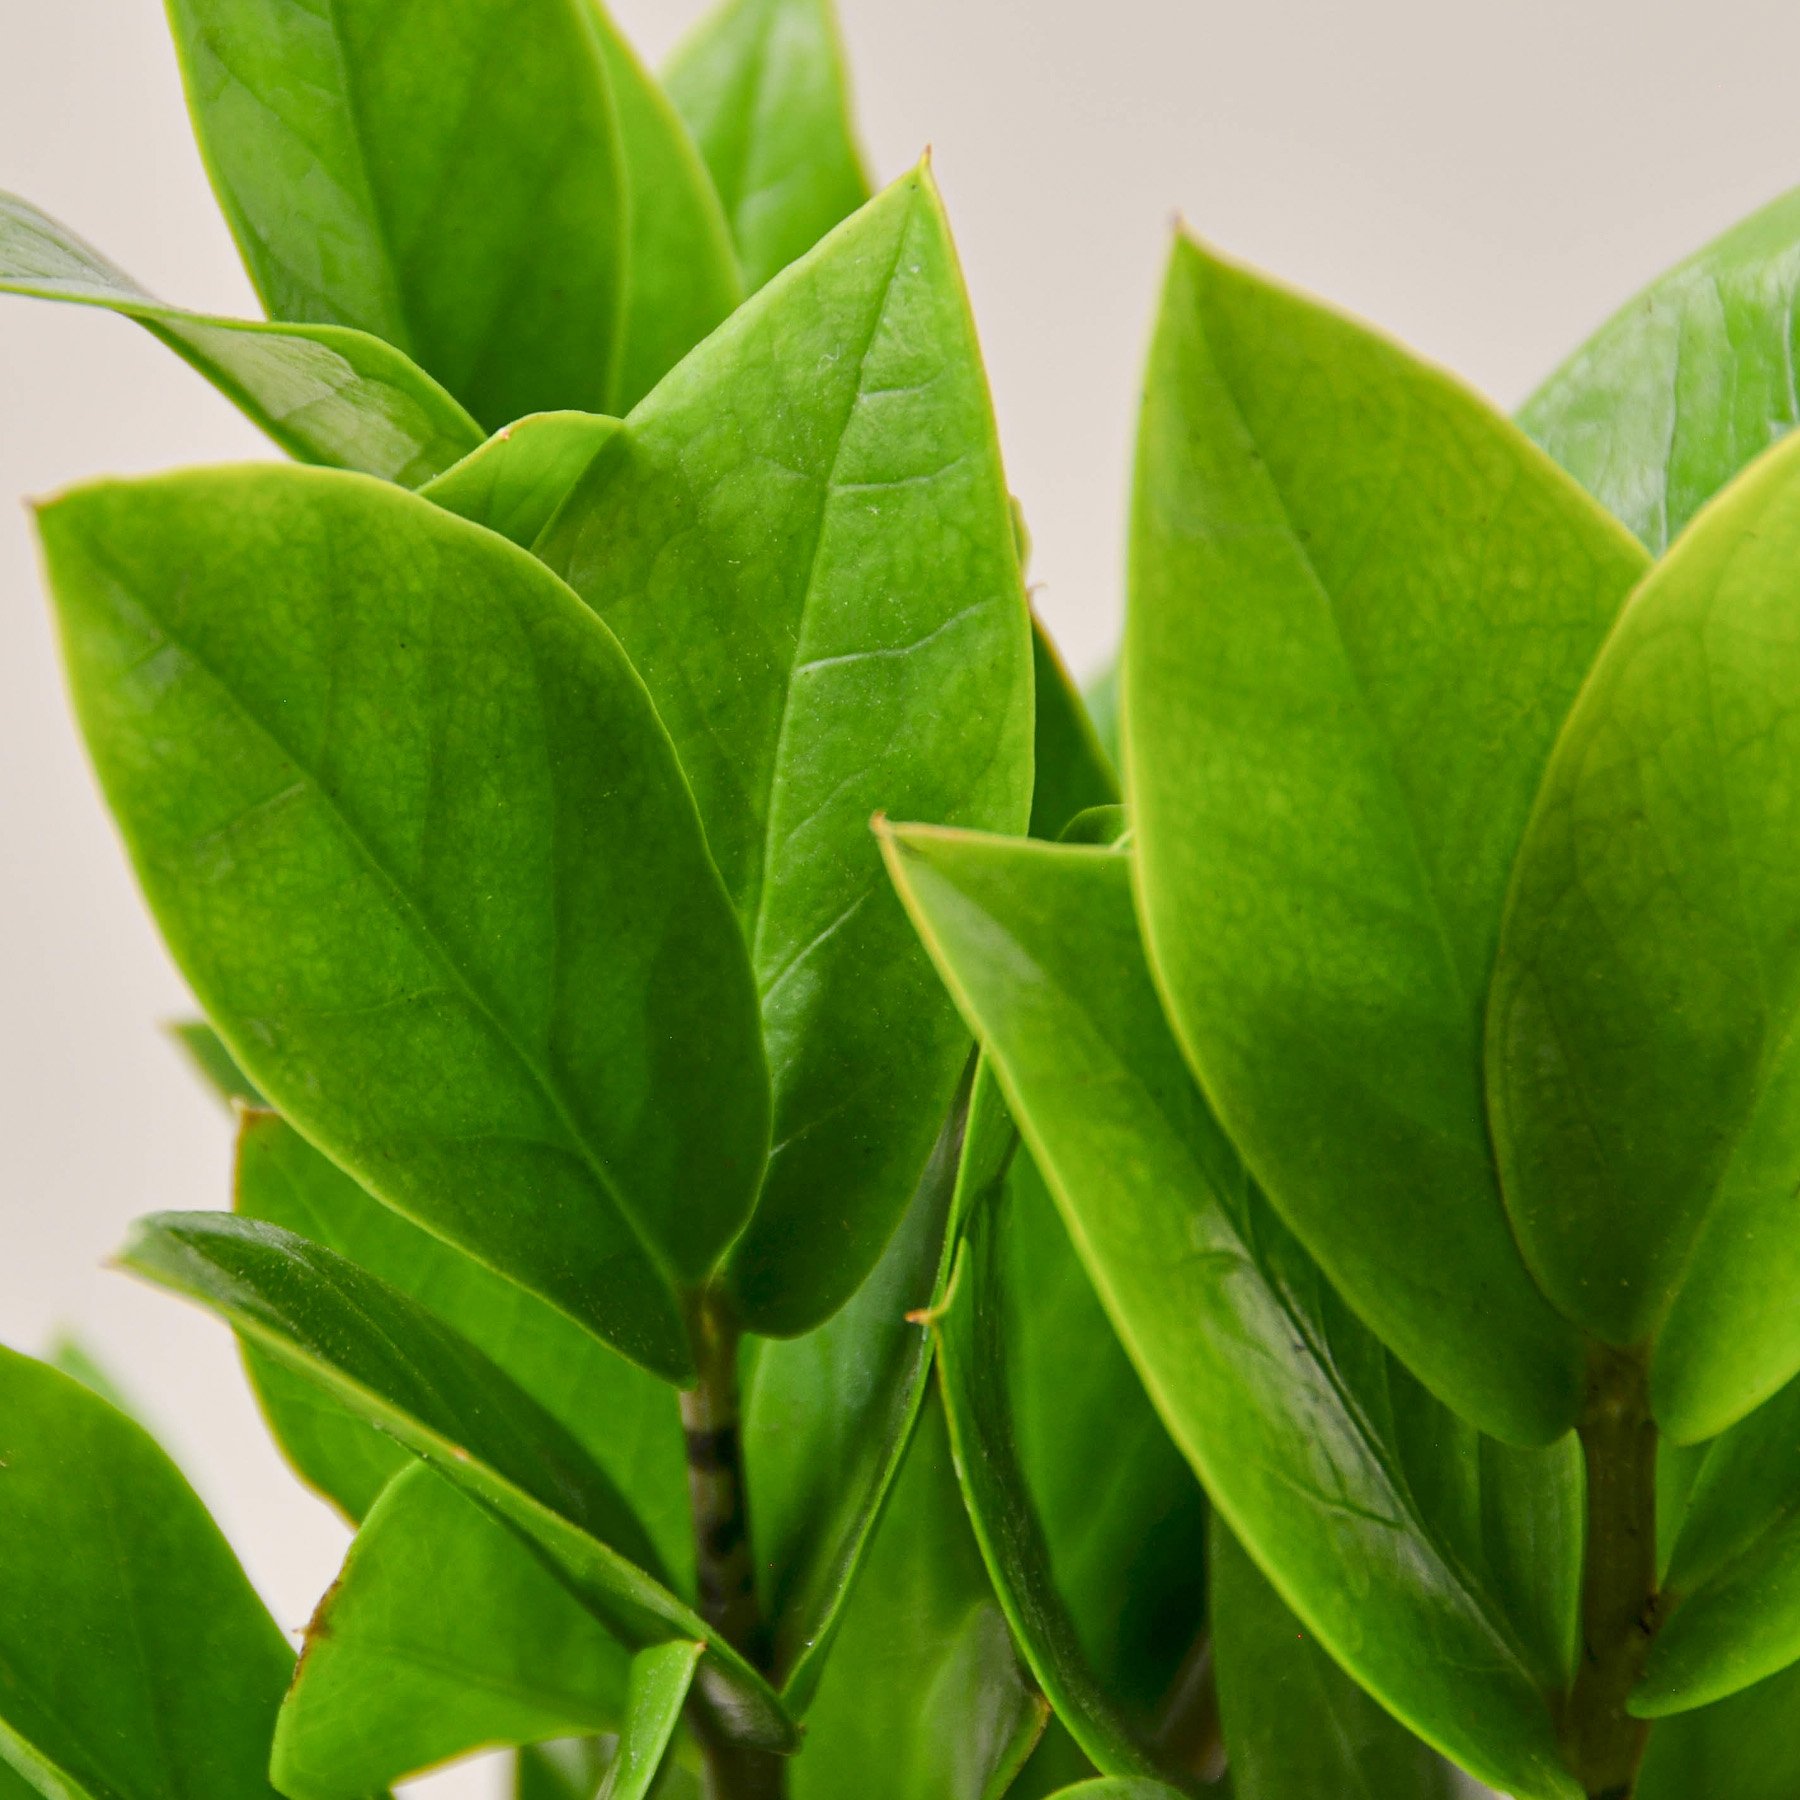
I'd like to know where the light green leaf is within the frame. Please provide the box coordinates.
[600,1639,704,1800]
[1521,188,1800,553]
[746,1063,973,1707]
[881,825,1580,1800]
[0,192,482,485]
[1083,663,1120,769]
[1035,1783,1186,1800]
[1488,427,1800,1439]
[274,1464,632,1798]
[41,464,770,1380]
[665,0,871,291]
[1127,234,1645,1444]
[422,413,622,548]
[169,1018,264,1106]
[165,0,736,425]
[121,1211,798,1753]
[791,1395,1048,1800]
[1029,619,1119,841]
[540,168,1034,1337]
[934,1147,1206,1783]
[0,1345,292,1799]
[517,1741,613,1800]
[1211,1515,1461,1798]
[1636,1659,1800,1800]
[235,1108,690,1582]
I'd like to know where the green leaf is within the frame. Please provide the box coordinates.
[881,825,1580,1800]
[1127,234,1645,1444]
[1636,1660,1800,1800]
[41,464,770,1380]
[790,1395,1048,1800]
[517,1741,613,1800]
[235,1108,690,1582]
[274,1464,632,1797]
[1488,427,1800,1439]
[0,1345,292,1799]
[599,1639,704,1800]
[422,413,622,548]
[169,1018,264,1106]
[121,1211,798,1752]
[540,168,1033,1336]
[1083,663,1120,770]
[665,0,871,291]
[934,1149,1206,1780]
[1029,619,1120,841]
[1035,1784,1186,1800]
[1210,1515,1461,1798]
[164,0,737,424]
[1521,187,1800,553]
[0,192,482,485]
[746,1062,973,1706]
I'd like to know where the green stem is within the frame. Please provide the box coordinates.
[1562,1343,1659,1800]
[680,1288,788,1800]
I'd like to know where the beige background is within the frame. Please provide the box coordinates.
[1,1,1795,1791]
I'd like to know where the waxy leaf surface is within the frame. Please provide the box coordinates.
[1489,428,1800,1437]
[542,169,1033,1335]
[121,1212,797,1752]
[422,412,622,549]
[599,1639,705,1800]
[666,0,871,290]
[0,1346,292,1800]
[236,1108,689,1582]
[0,192,481,484]
[1210,1516,1460,1798]
[1521,187,1800,552]
[42,465,769,1379]
[882,825,1581,1800]
[1127,234,1645,1443]
[274,1464,632,1798]
[1636,1660,1800,1800]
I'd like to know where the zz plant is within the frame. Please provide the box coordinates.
[9,2,1800,1797]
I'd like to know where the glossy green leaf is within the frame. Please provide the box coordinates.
[42,464,770,1380]
[1127,234,1645,1443]
[665,0,871,291]
[274,1464,632,1797]
[1083,663,1120,769]
[598,1639,704,1800]
[1211,1516,1460,1798]
[1521,187,1800,553]
[791,1395,1048,1800]
[169,1018,263,1106]
[0,1344,292,1799]
[1036,1786,1186,1800]
[1636,1659,1800,1800]
[934,1150,1206,1781]
[0,192,482,485]
[1029,619,1120,841]
[422,413,622,548]
[882,825,1581,1800]
[120,1212,797,1752]
[1488,427,1800,1439]
[165,0,737,425]
[517,1741,613,1800]
[235,1109,689,1582]
[746,1062,973,1706]
[541,168,1033,1336]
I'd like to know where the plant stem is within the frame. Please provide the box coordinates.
[1562,1343,1659,1800]
[681,1287,787,1800]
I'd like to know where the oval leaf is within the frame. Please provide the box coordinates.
[40,464,770,1379]
[540,168,1034,1336]
[1126,234,1637,1443]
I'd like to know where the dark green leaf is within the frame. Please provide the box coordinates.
[1488,428,1800,1440]
[42,465,770,1379]
[422,413,622,548]
[1211,1515,1460,1798]
[790,1395,1048,1800]
[120,1212,797,1751]
[540,169,1033,1337]
[235,1109,689,1582]
[599,1639,704,1800]
[1128,234,1645,1444]
[746,1062,973,1706]
[0,1345,292,1798]
[1029,619,1120,841]
[881,825,1580,1800]
[1636,1660,1800,1800]
[1521,188,1800,553]
[518,1741,613,1800]
[0,192,482,484]
[274,1464,632,1797]
[665,0,871,291]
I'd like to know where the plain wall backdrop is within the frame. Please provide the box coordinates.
[1,1,1795,1791]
